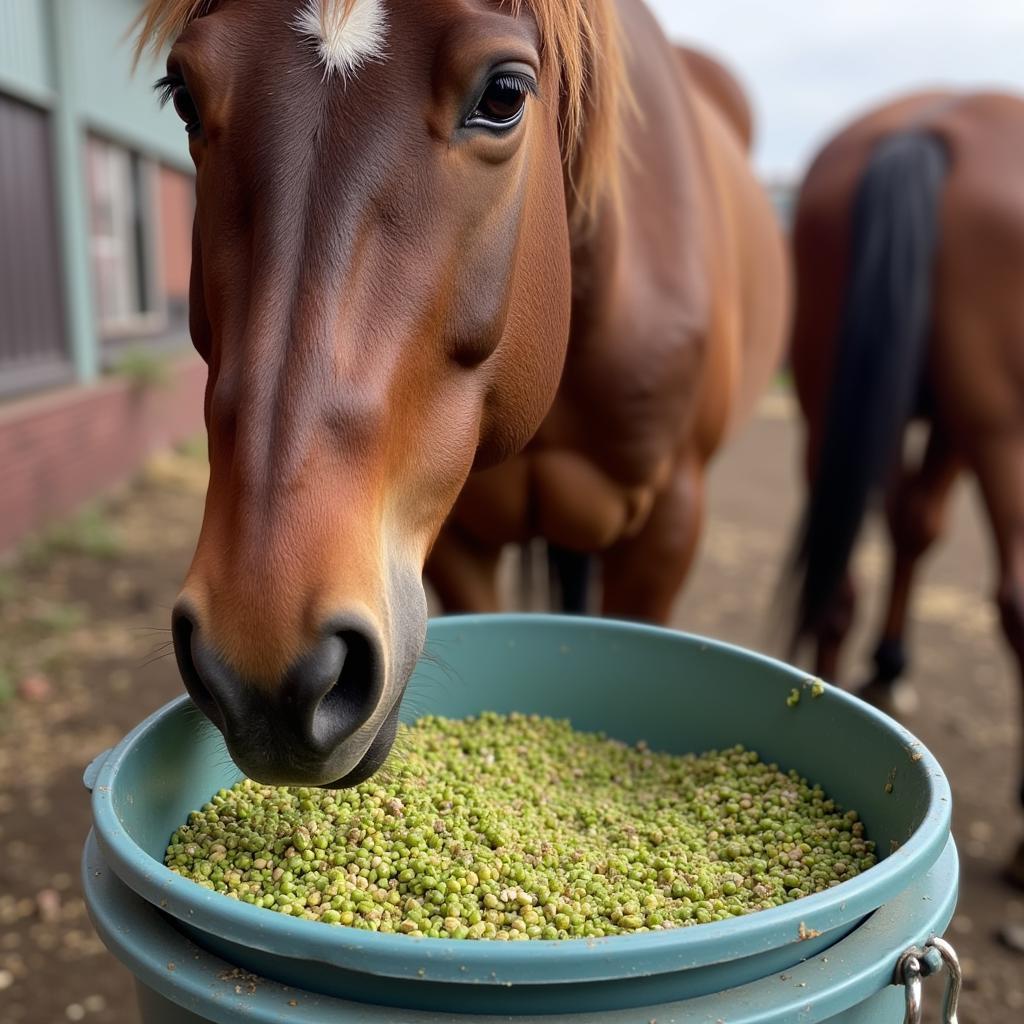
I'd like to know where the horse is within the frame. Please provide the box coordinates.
[784,90,1024,885]
[422,39,787,619]
[136,0,788,790]
[429,40,766,618]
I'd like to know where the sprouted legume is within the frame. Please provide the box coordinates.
[165,713,875,939]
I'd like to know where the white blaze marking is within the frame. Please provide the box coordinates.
[294,0,388,80]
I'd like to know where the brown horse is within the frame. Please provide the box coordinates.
[423,35,786,619]
[137,0,787,788]
[785,90,1024,884]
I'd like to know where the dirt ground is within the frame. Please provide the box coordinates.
[1,394,1022,1023]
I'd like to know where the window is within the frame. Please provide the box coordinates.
[86,136,166,339]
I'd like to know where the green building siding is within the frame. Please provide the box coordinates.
[72,0,192,172]
[0,0,53,105]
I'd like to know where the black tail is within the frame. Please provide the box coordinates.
[547,544,594,615]
[789,131,948,653]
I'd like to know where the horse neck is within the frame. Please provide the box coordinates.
[566,191,623,322]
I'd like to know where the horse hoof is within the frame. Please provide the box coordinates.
[852,680,919,718]
[1002,839,1024,892]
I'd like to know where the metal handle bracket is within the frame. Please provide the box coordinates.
[896,934,962,1024]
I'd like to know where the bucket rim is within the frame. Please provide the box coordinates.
[90,614,953,986]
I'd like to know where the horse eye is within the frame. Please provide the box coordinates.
[172,86,201,134]
[155,75,201,135]
[466,74,532,131]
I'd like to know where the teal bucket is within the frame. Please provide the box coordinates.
[83,615,958,1022]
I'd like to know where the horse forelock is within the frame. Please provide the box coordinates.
[292,0,387,80]
[134,0,623,227]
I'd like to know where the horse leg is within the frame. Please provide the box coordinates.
[548,545,595,614]
[424,524,502,613]
[799,429,857,683]
[858,426,960,713]
[813,572,856,683]
[600,452,704,624]
[967,432,1024,887]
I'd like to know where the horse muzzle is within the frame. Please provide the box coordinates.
[171,602,401,787]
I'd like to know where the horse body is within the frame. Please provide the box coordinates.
[427,0,789,621]
[787,90,1024,881]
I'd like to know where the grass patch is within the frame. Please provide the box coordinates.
[24,504,121,564]
[29,601,85,635]
[176,433,208,462]
[111,349,171,390]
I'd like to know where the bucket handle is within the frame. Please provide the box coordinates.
[83,748,112,794]
[896,935,961,1024]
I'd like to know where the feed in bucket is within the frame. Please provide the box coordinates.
[165,712,874,939]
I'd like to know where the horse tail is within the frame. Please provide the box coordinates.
[547,545,594,615]
[788,130,948,654]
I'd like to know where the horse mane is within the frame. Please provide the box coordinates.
[510,0,625,229]
[133,0,623,229]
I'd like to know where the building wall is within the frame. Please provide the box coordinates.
[0,0,196,399]
[0,354,206,554]
[0,0,189,164]
[70,0,193,171]
[0,0,52,105]
[0,1,206,553]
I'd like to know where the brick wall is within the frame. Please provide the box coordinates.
[0,354,207,554]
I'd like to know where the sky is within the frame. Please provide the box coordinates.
[646,0,1024,181]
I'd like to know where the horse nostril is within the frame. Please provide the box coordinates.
[311,628,378,748]
[171,602,223,729]
[169,604,385,776]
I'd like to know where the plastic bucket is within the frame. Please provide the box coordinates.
[83,615,957,1022]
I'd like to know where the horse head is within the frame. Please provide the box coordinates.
[136,0,621,785]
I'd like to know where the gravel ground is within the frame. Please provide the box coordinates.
[0,395,1021,1022]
